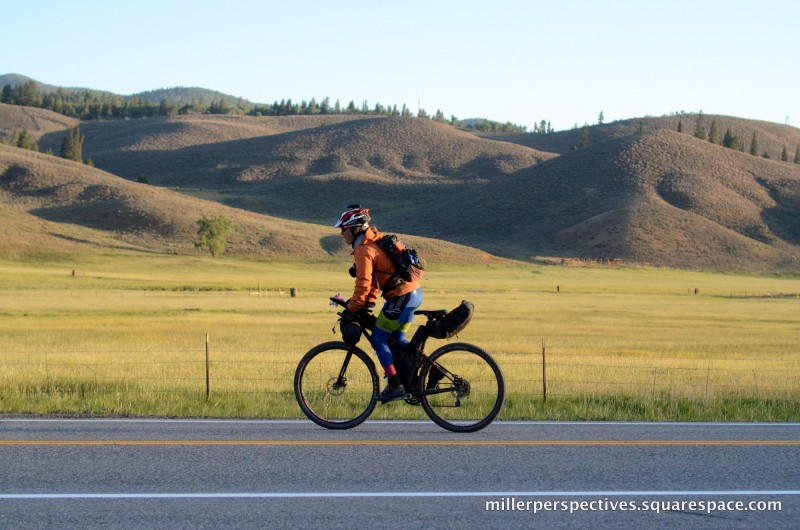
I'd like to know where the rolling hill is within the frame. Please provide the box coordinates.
[0,102,79,143]
[0,143,496,263]
[0,73,253,111]
[39,114,554,225]
[478,114,800,160]
[406,129,800,269]
[3,98,800,271]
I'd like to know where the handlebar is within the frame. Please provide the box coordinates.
[329,296,347,308]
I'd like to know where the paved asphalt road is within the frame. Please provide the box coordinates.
[0,419,798,529]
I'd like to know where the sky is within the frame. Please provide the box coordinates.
[2,0,798,131]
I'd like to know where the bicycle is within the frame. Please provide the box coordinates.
[293,297,505,433]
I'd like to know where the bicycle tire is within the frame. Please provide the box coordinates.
[294,341,379,430]
[419,342,505,433]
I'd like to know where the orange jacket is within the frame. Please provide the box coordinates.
[346,227,420,312]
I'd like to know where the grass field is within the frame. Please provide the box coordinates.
[1,252,798,421]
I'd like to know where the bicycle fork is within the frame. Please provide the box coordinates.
[331,348,356,392]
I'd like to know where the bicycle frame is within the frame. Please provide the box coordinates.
[334,298,456,399]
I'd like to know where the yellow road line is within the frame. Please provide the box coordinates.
[1,440,799,446]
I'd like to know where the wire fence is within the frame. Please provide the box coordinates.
[2,341,799,409]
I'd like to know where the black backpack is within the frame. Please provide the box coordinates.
[375,234,425,286]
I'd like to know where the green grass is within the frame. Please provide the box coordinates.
[1,254,798,421]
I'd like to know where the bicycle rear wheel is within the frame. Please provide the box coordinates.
[419,342,505,433]
[294,341,379,430]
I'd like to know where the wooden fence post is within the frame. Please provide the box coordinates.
[542,338,547,402]
[205,333,210,399]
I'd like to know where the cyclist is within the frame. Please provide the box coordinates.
[334,205,422,402]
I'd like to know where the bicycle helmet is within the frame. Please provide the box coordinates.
[334,204,371,230]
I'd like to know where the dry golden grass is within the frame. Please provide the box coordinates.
[0,256,798,420]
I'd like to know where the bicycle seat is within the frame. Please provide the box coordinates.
[415,309,447,319]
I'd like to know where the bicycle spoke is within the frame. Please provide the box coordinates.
[420,343,504,432]
[294,342,378,429]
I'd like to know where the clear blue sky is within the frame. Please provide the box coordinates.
[3,0,798,130]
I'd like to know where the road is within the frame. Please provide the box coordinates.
[0,419,798,528]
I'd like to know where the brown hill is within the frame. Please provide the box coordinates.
[478,114,800,159]
[73,115,555,181]
[7,103,800,270]
[0,144,496,262]
[402,129,800,270]
[47,113,380,155]
[52,115,554,225]
[0,102,78,143]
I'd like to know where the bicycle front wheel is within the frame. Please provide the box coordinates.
[420,342,505,433]
[294,341,379,430]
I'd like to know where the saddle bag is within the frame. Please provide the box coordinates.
[426,300,474,339]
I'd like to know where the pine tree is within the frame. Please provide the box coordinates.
[158,99,176,118]
[677,120,683,133]
[13,81,41,107]
[749,131,759,156]
[60,127,84,162]
[795,142,800,164]
[781,145,789,162]
[708,120,718,144]
[722,128,735,148]
[694,112,706,140]
[598,110,604,125]
[15,130,37,150]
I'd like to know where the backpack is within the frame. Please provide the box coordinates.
[375,234,426,287]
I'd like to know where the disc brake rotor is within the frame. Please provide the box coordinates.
[327,376,346,396]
